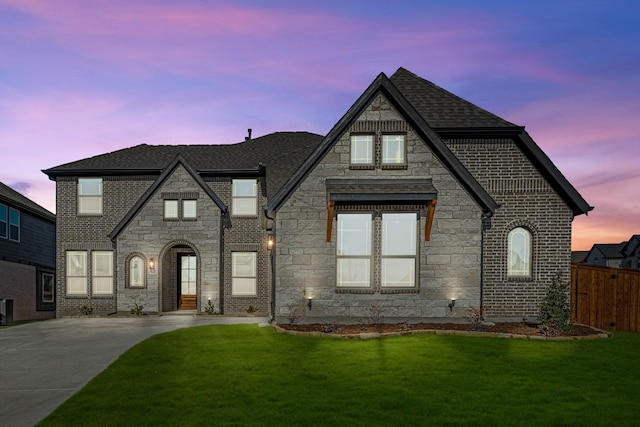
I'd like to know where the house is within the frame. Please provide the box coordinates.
[43,68,592,322]
[584,242,627,267]
[581,235,640,269]
[571,251,589,263]
[0,182,56,323]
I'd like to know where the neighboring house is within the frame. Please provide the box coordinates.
[582,235,640,269]
[620,235,640,269]
[43,68,592,322]
[571,251,589,263]
[0,182,56,322]
[584,243,626,267]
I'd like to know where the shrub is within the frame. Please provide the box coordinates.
[80,305,93,315]
[465,306,489,331]
[246,305,257,315]
[130,303,144,316]
[286,304,302,325]
[366,303,385,327]
[538,272,571,335]
[204,300,218,315]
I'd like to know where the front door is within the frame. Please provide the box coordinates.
[178,254,197,310]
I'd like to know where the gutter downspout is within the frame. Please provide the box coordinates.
[480,212,493,311]
[265,208,276,323]
[219,209,229,314]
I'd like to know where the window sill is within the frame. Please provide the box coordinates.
[231,294,258,298]
[349,164,375,170]
[381,164,408,170]
[77,214,103,217]
[335,288,375,294]
[506,276,534,282]
[380,288,419,294]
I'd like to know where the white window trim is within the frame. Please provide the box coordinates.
[507,227,532,277]
[380,213,417,288]
[128,255,146,288]
[381,134,406,165]
[182,200,197,219]
[77,178,103,215]
[66,251,88,295]
[231,252,257,296]
[92,251,114,295]
[232,179,258,216]
[336,213,373,288]
[350,134,375,166]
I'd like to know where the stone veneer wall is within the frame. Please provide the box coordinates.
[275,94,483,322]
[446,138,574,320]
[116,166,221,313]
[55,175,154,316]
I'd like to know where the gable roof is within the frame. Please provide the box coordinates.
[0,181,55,223]
[108,155,227,241]
[266,72,500,215]
[43,132,323,199]
[590,242,627,259]
[389,68,592,216]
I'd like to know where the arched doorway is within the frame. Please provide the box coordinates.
[159,241,200,312]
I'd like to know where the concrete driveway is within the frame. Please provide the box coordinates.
[0,315,268,427]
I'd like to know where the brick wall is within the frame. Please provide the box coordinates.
[447,139,574,319]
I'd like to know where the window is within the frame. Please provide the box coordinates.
[337,212,418,290]
[78,178,103,215]
[350,135,374,165]
[0,203,7,239]
[382,135,405,165]
[381,213,417,287]
[336,214,372,287]
[42,273,54,303]
[129,256,145,288]
[508,227,532,277]
[92,251,113,295]
[183,200,197,219]
[9,208,19,241]
[232,252,257,295]
[164,200,179,219]
[232,179,257,216]
[66,251,87,295]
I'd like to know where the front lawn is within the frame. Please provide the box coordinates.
[40,325,640,426]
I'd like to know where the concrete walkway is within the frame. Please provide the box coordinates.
[0,315,268,427]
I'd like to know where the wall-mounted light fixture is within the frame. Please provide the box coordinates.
[448,299,456,312]
[267,235,274,250]
[307,297,313,310]
[149,258,155,272]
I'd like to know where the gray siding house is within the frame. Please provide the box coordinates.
[43,68,592,322]
[0,182,56,322]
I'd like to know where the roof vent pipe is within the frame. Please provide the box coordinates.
[245,128,252,141]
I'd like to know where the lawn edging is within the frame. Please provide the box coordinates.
[272,323,611,340]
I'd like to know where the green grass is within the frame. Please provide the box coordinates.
[40,326,640,426]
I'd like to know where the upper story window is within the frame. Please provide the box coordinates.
[164,200,179,219]
[382,135,406,165]
[232,179,257,216]
[508,227,532,277]
[182,200,197,219]
[78,178,103,215]
[0,203,7,239]
[8,207,20,242]
[350,135,374,166]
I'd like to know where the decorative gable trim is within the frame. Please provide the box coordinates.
[108,154,228,241]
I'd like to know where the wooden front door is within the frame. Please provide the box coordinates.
[178,254,197,310]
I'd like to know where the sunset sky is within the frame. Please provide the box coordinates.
[1,0,638,250]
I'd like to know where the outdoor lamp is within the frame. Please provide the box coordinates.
[448,299,455,312]
[307,297,313,310]
[149,258,155,272]
[267,235,274,250]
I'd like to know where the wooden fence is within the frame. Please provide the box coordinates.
[571,263,640,332]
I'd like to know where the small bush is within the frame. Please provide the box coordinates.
[204,300,218,315]
[538,272,571,335]
[80,305,93,315]
[286,304,303,325]
[130,303,144,316]
[465,305,489,331]
[366,303,385,327]
[246,305,257,315]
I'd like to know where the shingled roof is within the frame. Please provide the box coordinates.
[0,181,55,222]
[43,132,323,199]
[389,67,519,129]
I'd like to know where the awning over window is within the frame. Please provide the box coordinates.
[325,178,438,242]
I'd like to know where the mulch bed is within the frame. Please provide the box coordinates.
[278,322,605,338]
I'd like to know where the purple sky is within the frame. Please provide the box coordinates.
[1,0,638,250]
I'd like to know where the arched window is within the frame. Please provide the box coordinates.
[508,227,532,277]
[129,255,145,288]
